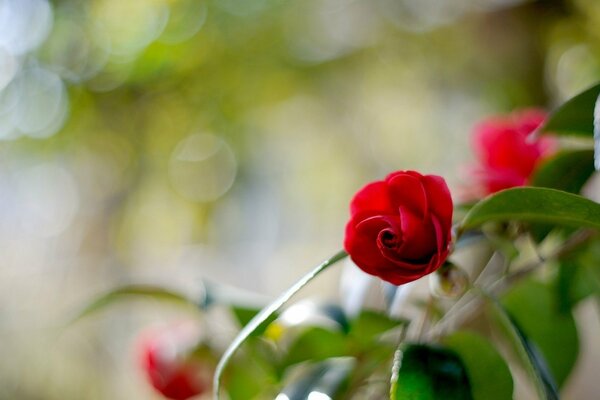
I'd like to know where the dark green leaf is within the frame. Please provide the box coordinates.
[542,82,600,136]
[502,279,579,387]
[460,187,600,231]
[569,240,600,302]
[486,292,559,399]
[231,306,278,336]
[70,285,198,324]
[595,91,600,169]
[390,344,473,400]
[278,358,355,400]
[231,306,261,327]
[443,331,513,400]
[532,150,595,193]
[556,256,599,312]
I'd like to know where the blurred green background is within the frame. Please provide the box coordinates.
[0,0,599,398]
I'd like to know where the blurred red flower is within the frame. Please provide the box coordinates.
[344,170,453,286]
[466,108,556,197]
[139,322,211,400]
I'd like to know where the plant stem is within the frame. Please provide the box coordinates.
[212,250,348,399]
[427,229,594,339]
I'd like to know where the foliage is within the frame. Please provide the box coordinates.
[73,33,600,400]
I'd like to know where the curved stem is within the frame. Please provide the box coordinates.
[212,250,348,399]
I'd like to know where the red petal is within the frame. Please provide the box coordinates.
[422,174,453,231]
[349,180,394,218]
[387,172,428,219]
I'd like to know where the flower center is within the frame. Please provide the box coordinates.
[379,229,400,249]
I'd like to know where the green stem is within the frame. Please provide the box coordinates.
[212,250,348,399]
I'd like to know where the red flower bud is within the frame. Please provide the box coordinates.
[466,108,556,197]
[344,170,453,285]
[139,322,211,400]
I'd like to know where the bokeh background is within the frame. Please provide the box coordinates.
[1,0,599,398]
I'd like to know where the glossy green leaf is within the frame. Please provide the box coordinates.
[486,293,559,400]
[532,150,595,193]
[443,331,513,400]
[528,151,594,241]
[213,250,348,398]
[542,82,600,136]
[278,358,355,400]
[460,187,600,231]
[70,285,198,324]
[390,344,473,400]
[502,280,579,387]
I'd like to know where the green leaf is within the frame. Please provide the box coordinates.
[503,280,579,387]
[569,240,600,302]
[542,82,600,136]
[275,301,350,333]
[594,91,600,169]
[225,343,278,400]
[460,187,600,231]
[349,310,407,346]
[278,358,355,400]
[443,331,513,400]
[486,293,559,400]
[213,250,348,399]
[282,327,349,369]
[531,150,595,193]
[70,285,198,324]
[390,344,473,400]
[231,306,278,337]
[556,253,600,312]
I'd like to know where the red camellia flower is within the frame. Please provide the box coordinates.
[344,171,453,286]
[139,322,211,400]
[468,108,556,196]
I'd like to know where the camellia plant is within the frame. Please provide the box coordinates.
[75,83,600,400]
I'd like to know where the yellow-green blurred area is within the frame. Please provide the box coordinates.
[1,0,599,398]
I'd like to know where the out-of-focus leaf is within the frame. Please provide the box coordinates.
[571,240,600,298]
[502,279,579,387]
[231,306,279,337]
[594,92,600,169]
[349,310,406,346]
[70,285,198,324]
[274,301,349,333]
[556,257,600,312]
[531,150,595,193]
[484,232,520,261]
[542,82,600,136]
[390,344,473,400]
[278,357,355,400]
[282,327,349,369]
[443,331,513,400]
[486,293,559,400]
[213,250,348,398]
[226,347,277,400]
[460,187,600,231]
